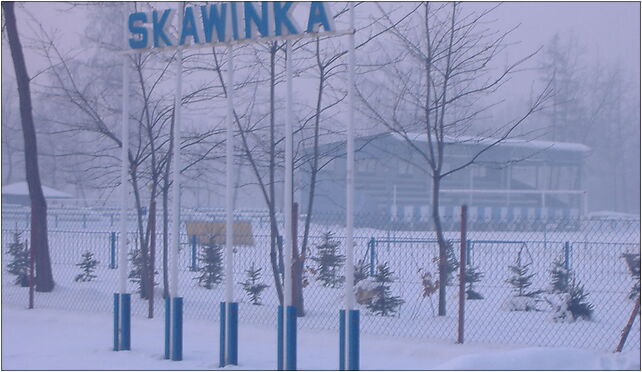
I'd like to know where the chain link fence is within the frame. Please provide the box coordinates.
[2,207,639,353]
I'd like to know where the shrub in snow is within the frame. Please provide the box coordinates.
[75,251,99,282]
[420,270,439,299]
[128,248,144,293]
[420,269,439,316]
[545,292,574,323]
[128,247,157,296]
[463,265,484,300]
[622,253,640,300]
[195,235,224,289]
[354,258,371,285]
[366,262,404,316]
[545,279,594,322]
[544,252,595,322]
[6,231,29,287]
[354,277,379,306]
[444,240,459,286]
[240,263,269,305]
[504,252,543,311]
[311,231,345,288]
[566,279,594,320]
[549,255,570,294]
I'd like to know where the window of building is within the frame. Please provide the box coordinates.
[356,158,377,175]
[512,166,537,189]
[404,205,414,221]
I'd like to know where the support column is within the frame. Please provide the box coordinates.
[165,2,184,361]
[277,38,297,371]
[114,2,131,352]
[340,4,359,370]
[220,43,239,368]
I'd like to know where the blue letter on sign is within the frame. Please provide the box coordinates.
[153,9,174,47]
[306,2,334,33]
[273,2,299,36]
[201,3,227,43]
[180,7,200,45]
[244,2,271,39]
[201,4,228,43]
[128,12,148,49]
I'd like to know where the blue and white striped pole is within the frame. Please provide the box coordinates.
[114,2,131,352]
[165,2,184,361]
[219,43,239,368]
[340,4,359,370]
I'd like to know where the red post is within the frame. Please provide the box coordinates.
[615,296,640,352]
[457,205,467,344]
[28,239,34,309]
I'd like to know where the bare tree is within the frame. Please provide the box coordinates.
[2,1,55,291]
[359,2,552,316]
[32,3,223,304]
[204,3,395,315]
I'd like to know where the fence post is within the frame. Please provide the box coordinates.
[110,232,117,269]
[190,235,197,272]
[83,213,87,229]
[369,238,376,276]
[564,241,570,271]
[457,205,467,344]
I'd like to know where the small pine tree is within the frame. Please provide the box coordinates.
[6,232,29,287]
[75,251,99,282]
[354,258,371,285]
[506,256,542,298]
[549,256,570,294]
[195,235,224,289]
[444,240,459,286]
[366,262,405,316]
[464,265,484,300]
[128,247,145,293]
[240,263,269,305]
[566,279,594,320]
[311,231,345,288]
[128,247,157,296]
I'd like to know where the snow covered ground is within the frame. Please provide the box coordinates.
[2,304,640,370]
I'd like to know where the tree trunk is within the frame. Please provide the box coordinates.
[131,172,149,299]
[291,203,305,316]
[432,175,447,316]
[162,184,170,299]
[148,200,156,318]
[3,1,54,292]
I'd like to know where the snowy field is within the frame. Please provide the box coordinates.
[2,304,640,370]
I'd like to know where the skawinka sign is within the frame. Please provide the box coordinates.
[128,2,336,50]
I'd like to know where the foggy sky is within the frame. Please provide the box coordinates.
[4,1,640,90]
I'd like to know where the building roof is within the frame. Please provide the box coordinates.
[2,182,73,198]
[390,133,590,153]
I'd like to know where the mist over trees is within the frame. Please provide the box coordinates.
[1,1,639,302]
[536,33,640,214]
[2,2,638,214]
